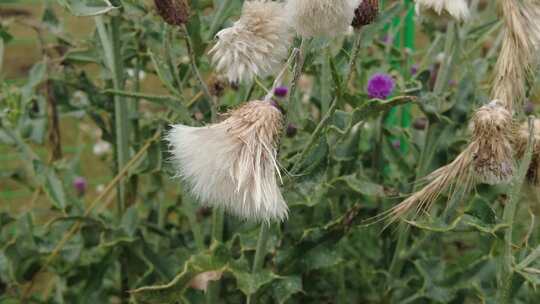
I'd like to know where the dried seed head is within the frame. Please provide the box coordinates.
[352,0,379,29]
[471,100,515,184]
[415,0,470,22]
[286,0,361,37]
[210,0,293,83]
[166,100,288,222]
[154,0,190,26]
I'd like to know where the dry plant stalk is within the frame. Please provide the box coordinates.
[387,0,540,222]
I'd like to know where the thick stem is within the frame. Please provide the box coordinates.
[96,15,130,304]
[206,208,225,304]
[346,30,363,88]
[246,224,271,304]
[498,117,535,303]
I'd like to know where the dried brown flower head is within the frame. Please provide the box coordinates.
[154,0,190,26]
[352,0,379,29]
[470,101,515,184]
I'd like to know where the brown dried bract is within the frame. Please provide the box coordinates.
[352,0,379,29]
[154,0,190,26]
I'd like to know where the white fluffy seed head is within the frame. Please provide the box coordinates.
[209,0,293,84]
[415,0,470,22]
[166,100,288,222]
[286,0,362,37]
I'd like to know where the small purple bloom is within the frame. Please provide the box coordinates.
[367,73,395,99]
[381,35,392,45]
[391,139,401,150]
[448,79,457,87]
[73,176,87,196]
[410,64,419,75]
[274,86,289,98]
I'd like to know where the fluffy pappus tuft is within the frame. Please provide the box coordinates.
[286,0,362,37]
[415,0,470,22]
[166,100,288,222]
[209,0,293,84]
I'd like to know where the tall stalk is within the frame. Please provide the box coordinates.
[498,118,535,303]
[96,15,130,303]
[246,224,271,304]
[206,208,225,304]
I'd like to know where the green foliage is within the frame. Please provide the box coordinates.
[0,0,539,303]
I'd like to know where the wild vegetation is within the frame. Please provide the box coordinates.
[0,0,539,303]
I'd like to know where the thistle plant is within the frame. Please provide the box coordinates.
[0,1,539,304]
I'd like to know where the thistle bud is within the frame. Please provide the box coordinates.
[286,123,298,138]
[352,0,379,29]
[154,0,190,26]
[209,76,226,97]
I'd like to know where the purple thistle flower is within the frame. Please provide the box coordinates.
[274,86,289,98]
[367,73,395,99]
[73,176,87,196]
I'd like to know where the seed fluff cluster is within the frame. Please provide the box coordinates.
[415,0,470,22]
[209,0,293,84]
[167,100,287,222]
[286,0,362,37]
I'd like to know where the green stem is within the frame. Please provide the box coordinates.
[182,25,215,119]
[517,245,540,269]
[207,208,225,304]
[96,15,130,304]
[164,25,183,94]
[246,224,271,304]
[433,22,457,96]
[96,16,129,214]
[182,195,205,251]
[346,30,363,89]
[498,117,535,303]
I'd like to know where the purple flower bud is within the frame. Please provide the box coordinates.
[391,139,401,150]
[367,73,395,100]
[286,123,298,138]
[524,101,535,115]
[448,79,457,87]
[73,177,87,196]
[413,117,428,130]
[274,86,289,98]
[381,35,391,45]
